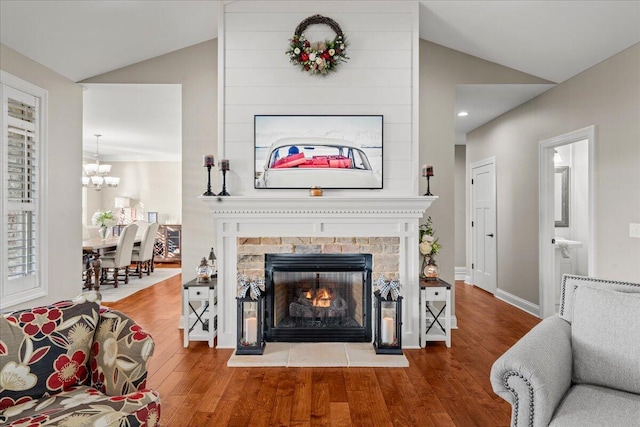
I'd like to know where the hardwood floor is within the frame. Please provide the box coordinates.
[104,276,540,427]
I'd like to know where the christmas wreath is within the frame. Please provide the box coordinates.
[286,14,349,75]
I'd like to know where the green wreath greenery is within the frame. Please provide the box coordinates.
[286,14,349,75]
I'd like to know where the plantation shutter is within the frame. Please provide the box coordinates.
[1,73,46,304]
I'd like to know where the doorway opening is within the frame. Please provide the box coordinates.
[539,126,595,318]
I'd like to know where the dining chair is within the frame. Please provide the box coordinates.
[133,220,150,239]
[131,222,159,278]
[99,223,138,288]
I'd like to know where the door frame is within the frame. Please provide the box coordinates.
[538,126,595,318]
[470,156,497,293]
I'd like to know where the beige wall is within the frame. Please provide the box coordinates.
[82,40,217,282]
[419,40,552,297]
[84,161,182,225]
[467,43,640,304]
[1,43,83,309]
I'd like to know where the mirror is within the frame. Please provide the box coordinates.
[554,166,569,227]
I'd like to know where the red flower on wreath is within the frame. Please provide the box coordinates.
[135,401,161,427]
[130,324,150,341]
[46,350,88,391]
[15,307,63,338]
[300,52,309,62]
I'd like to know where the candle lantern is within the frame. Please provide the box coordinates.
[373,290,403,354]
[236,295,264,354]
[236,275,265,355]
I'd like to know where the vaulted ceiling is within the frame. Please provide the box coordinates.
[1,1,638,157]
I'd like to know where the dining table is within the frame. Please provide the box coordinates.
[82,236,141,290]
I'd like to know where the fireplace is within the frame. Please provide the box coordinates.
[200,195,436,349]
[264,253,372,342]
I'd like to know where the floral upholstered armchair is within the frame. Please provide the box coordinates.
[0,291,160,426]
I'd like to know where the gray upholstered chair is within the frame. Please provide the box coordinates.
[490,274,640,427]
[131,221,159,278]
[99,223,138,287]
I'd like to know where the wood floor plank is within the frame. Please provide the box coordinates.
[329,402,352,427]
[106,276,540,426]
[291,368,313,423]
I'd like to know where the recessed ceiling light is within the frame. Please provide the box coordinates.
[457,111,469,117]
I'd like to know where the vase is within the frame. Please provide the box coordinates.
[99,226,110,240]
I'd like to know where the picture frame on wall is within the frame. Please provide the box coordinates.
[147,212,158,223]
[254,115,383,189]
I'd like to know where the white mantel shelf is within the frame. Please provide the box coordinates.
[199,195,437,216]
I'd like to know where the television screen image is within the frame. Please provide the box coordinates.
[254,115,383,189]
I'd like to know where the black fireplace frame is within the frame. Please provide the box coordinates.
[264,253,373,342]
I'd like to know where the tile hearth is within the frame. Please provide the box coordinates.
[227,342,409,368]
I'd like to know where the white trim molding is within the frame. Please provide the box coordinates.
[495,288,540,318]
[455,266,467,281]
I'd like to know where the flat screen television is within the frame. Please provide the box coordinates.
[254,115,383,189]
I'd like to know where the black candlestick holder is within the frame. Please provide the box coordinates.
[218,169,230,196]
[202,164,216,196]
[424,176,433,196]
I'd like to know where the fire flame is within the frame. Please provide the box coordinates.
[317,288,330,299]
[304,288,332,307]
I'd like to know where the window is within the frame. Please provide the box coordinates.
[1,71,48,309]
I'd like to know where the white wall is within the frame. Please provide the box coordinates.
[221,1,419,196]
[1,43,83,310]
[468,43,640,304]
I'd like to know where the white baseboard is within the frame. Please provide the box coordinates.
[464,275,472,285]
[495,288,540,318]
[455,267,467,281]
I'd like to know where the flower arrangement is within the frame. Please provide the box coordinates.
[91,210,117,228]
[286,14,349,75]
[419,216,442,279]
[92,210,117,240]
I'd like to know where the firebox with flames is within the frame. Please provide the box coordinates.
[304,288,333,308]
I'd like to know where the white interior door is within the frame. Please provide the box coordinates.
[472,159,497,294]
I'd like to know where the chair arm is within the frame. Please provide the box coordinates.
[490,316,572,427]
[90,307,155,396]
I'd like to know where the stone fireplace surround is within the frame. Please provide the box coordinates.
[200,196,436,349]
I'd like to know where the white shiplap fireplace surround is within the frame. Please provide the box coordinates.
[200,196,436,349]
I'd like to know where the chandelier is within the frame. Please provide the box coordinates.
[82,134,120,191]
